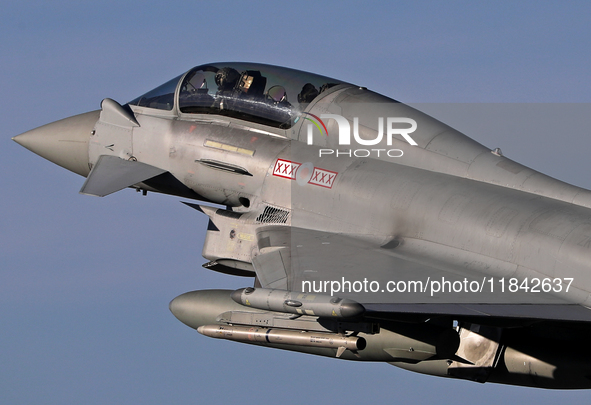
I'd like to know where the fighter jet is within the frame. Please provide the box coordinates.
[13,62,591,389]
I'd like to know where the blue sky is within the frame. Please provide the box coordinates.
[3,1,591,404]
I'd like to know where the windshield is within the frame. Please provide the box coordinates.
[128,74,183,111]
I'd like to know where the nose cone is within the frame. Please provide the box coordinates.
[170,289,243,330]
[13,110,99,177]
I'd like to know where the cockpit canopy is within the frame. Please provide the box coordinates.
[128,62,347,129]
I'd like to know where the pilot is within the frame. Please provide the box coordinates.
[297,83,319,110]
[215,67,240,92]
[214,67,240,109]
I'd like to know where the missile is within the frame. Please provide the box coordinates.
[198,324,366,357]
[231,287,365,318]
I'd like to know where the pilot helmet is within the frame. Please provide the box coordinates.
[215,67,240,91]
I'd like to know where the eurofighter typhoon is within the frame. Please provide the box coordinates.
[13,63,591,388]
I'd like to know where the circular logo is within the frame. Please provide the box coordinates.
[296,162,314,186]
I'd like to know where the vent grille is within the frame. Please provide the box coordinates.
[256,205,290,224]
